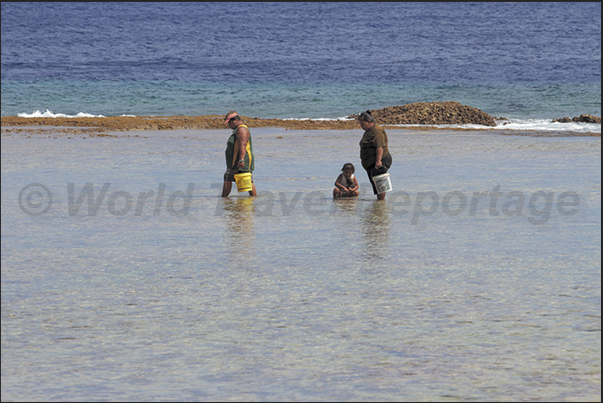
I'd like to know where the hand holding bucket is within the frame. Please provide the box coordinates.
[371,166,392,193]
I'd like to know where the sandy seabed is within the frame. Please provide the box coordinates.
[1,116,600,402]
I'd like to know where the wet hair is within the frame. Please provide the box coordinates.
[358,110,375,123]
[341,163,355,173]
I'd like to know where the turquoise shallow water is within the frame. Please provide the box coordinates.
[2,80,601,122]
[1,128,601,401]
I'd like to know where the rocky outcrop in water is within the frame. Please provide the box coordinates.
[349,101,497,126]
[553,114,601,124]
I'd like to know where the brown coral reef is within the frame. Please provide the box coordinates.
[349,101,497,126]
[552,114,601,124]
[0,115,360,132]
[1,102,600,137]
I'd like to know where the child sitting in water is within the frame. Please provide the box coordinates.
[333,163,360,198]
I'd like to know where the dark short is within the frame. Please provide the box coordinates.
[224,168,253,183]
[364,154,392,195]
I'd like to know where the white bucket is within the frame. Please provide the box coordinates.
[372,172,392,193]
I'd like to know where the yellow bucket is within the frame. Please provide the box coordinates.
[234,172,253,192]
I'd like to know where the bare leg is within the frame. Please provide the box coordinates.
[377,192,386,201]
[249,183,257,197]
[221,181,232,197]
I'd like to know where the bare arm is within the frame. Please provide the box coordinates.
[350,176,359,192]
[334,174,347,190]
[235,126,250,168]
[375,147,383,167]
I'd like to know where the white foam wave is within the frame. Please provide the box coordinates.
[283,117,600,133]
[388,119,600,134]
[282,117,354,121]
[17,110,106,118]
[492,119,600,134]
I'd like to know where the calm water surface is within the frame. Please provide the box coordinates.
[1,128,601,401]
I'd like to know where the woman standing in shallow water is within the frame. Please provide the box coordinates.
[358,111,392,201]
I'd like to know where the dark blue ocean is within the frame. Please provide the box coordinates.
[1,2,601,131]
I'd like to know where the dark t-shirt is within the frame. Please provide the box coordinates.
[359,124,390,169]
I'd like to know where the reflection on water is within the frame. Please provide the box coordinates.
[360,201,391,260]
[222,197,256,265]
[330,197,359,216]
